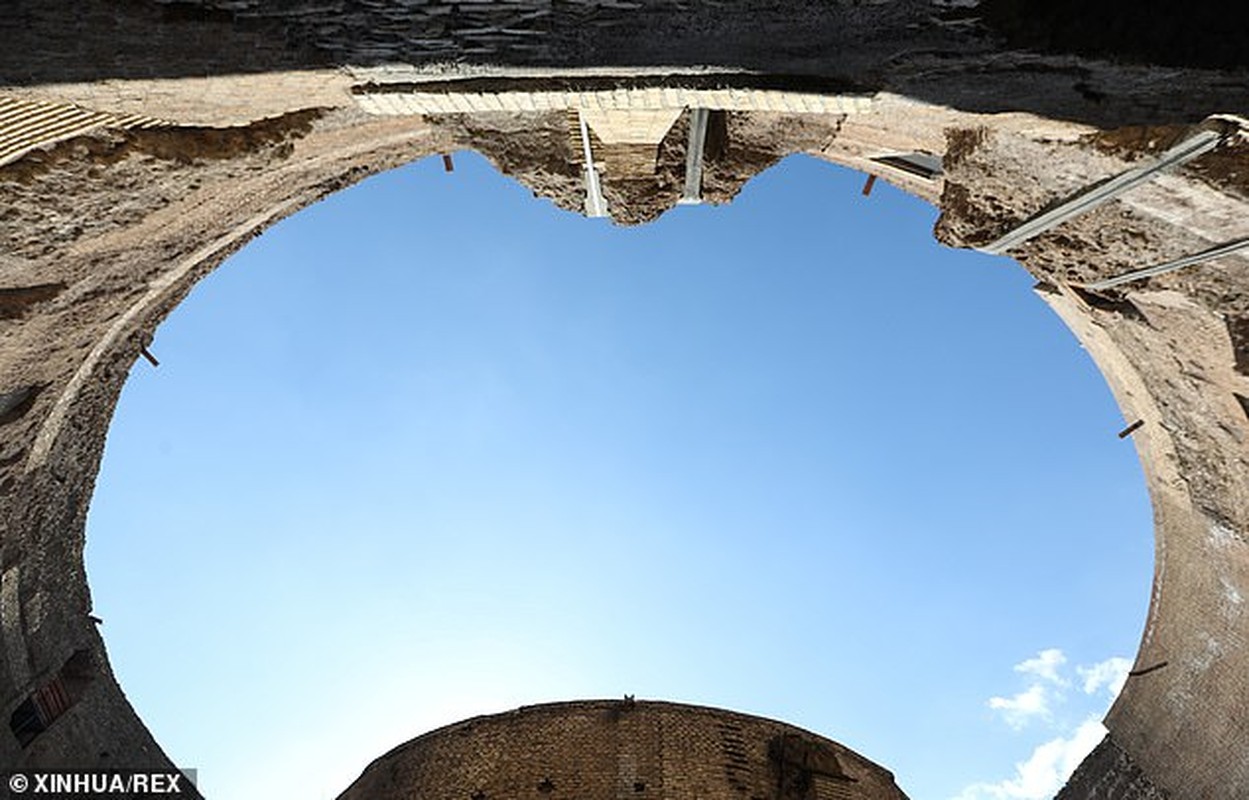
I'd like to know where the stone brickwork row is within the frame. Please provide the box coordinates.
[0,98,170,168]
[356,86,872,116]
[7,1,1248,129]
[162,0,647,61]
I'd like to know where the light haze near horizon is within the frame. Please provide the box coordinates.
[86,151,1153,800]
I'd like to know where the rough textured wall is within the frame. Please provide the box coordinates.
[1056,738,1170,800]
[1,3,1248,799]
[947,129,1249,800]
[4,0,1248,128]
[337,701,909,800]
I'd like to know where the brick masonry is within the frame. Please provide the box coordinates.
[337,701,909,800]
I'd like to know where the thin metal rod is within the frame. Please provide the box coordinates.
[1128,660,1169,678]
[1083,237,1249,291]
[441,153,454,172]
[861,174,877,197]
[981,128,1224,255]
[681,108,710,205]
[578,112,608,219]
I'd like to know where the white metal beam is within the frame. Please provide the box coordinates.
[578,111,609,219]
[1082,237,1249,291]
[980,128,1225,255]
[680,108,710,205]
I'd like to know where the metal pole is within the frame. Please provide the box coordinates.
[680,108,710,205]
[981,128,1225,255]
[1083,237,1249,291]
[578,111,608,219]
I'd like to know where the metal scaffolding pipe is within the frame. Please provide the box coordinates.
[579,111,609,219]
[1083,237,1249,290]
[981,127,1225,255]
[680,108,711,205]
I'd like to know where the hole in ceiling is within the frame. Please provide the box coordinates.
[84,151,1153,800]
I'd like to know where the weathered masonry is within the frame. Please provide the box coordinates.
[337,701,909,800]
[1,2,1248,798]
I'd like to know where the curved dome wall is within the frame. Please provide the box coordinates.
[1,3,1247,798]
[337,700,908,800]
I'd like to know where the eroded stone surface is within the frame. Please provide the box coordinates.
[1,4,1247,799]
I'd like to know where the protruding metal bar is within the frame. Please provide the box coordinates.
[140,344,159,368]
[680,108,711,205]
[873,153,942,180]
[981,128,1225,255]
[1083,237,1249,290]
[578,112,609,219]
[1118,420,1145,439]
[442,153,455,172]
[1128,660,1169,678]
[861,174,877,197]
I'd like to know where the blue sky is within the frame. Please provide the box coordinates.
[85,151,1154,800]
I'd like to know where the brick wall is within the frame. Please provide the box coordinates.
[337,701,909,800]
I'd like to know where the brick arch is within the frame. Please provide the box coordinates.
[1,5,1247,798]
